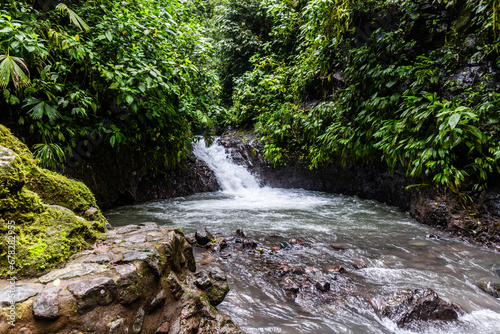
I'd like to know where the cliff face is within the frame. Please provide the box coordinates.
[0,124,108,277]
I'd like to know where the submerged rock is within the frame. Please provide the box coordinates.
[474,277,500,298]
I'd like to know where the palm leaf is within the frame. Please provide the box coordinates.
[0,55,31,90]
[56,4,90,32]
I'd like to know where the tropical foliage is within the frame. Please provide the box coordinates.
[0,0,219,171]
[219,0,500,193]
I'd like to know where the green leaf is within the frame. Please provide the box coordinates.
[126,95,134,104]
[448,113,461,129]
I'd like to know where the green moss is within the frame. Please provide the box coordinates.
[0,124,106,278]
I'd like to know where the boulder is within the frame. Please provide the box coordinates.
[32,287,61,320]
[195,227,214,246]
[67,277,118,314]
[377,288,460,328]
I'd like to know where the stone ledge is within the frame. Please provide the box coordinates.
[0,222,244,334]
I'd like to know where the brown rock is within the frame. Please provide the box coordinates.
[156,322,170,334]
[327,265,347,274]
[352,260,367,269]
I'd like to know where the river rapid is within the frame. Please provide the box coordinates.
[105,140,500,334]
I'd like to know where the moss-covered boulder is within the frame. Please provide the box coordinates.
[0,124,107,277]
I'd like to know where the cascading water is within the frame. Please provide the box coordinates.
[106,139,500,334]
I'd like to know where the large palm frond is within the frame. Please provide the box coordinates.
[0,54,31,90]
[56,3,90,32]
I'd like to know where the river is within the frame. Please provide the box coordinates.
[105,139,500,333]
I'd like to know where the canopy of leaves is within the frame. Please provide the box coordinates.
[218,0,500,194]
[0,0,220,172]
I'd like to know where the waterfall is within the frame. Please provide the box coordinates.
[193,138,260,194]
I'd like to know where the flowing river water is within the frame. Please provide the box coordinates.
[105,140,500,333]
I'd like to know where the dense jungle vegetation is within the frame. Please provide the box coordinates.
[1,0,500,196]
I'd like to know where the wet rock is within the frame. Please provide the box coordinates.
[289,238,307,246]
[474,277,500,297]
[243,239,258,249]
[279,277,300,293]
[352,260,367,269]
[32,287,61,320]
[278,241,291,250]
[327,265,347,274]
[38,263,108,284]
[208,236,228,252]
[236,229,245,237]
[271,246,281,252]
[195,267,230,306]
[167,272,184,300]
[155,322,170,334]
[0,283,44,306]
[377,288,460,328]
[108,318,127,334]
[491,264,500,278]
[131,306,145,334]
[148,289,166,314]
[105,223,114,230]
[185,235,197,244]
[195,227,214,246]
[315,281,331,292]
[67,277,118,314]
[329,243,346,250]
[426,233,441,240]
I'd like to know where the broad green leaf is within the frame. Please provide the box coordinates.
[448,113,461,129]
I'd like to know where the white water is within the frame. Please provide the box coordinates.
[106,139,500,334]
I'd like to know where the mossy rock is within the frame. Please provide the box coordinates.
[0,124,107,277]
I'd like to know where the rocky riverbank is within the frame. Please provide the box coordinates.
[218,131,500,250]
[0,223,244,334]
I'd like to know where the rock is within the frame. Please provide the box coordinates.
[243,239,258,249]
[185,235,197,244]
[195,271,212,290]
[115,263,142,304]
[195,268,230,306]
[327,265,347,274]
[279,277,300,293]
[155,322,170,334]
[278,241,291,249]
[105,223,114,230]
[125,235,148,243]
[0,283,44,307]
[209,236,228,252]
[122,248,161,276]
[131,306,145,334]
[474,277,500,297]
[84,254,112,264]
[289,238,307,246]
[108,318,127,334]
[32,287,61,320]
[271,246,281,252]
[84,207,99,220]
[115,224,140,234]
[315,281,331,292]
[491,264,500,278]
[195,227,214,246]
[167,272,184,300]
[67,277,118,314]
[329,243,346,250]
[377,288,460,328]
[236,229,245,237]
[38,263,108,284]
[148,289,166,314]
[352,260,367,269]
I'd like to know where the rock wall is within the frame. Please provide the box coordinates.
[218,131,500,249]
[0,223,244,334]
[67,146,220,210]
